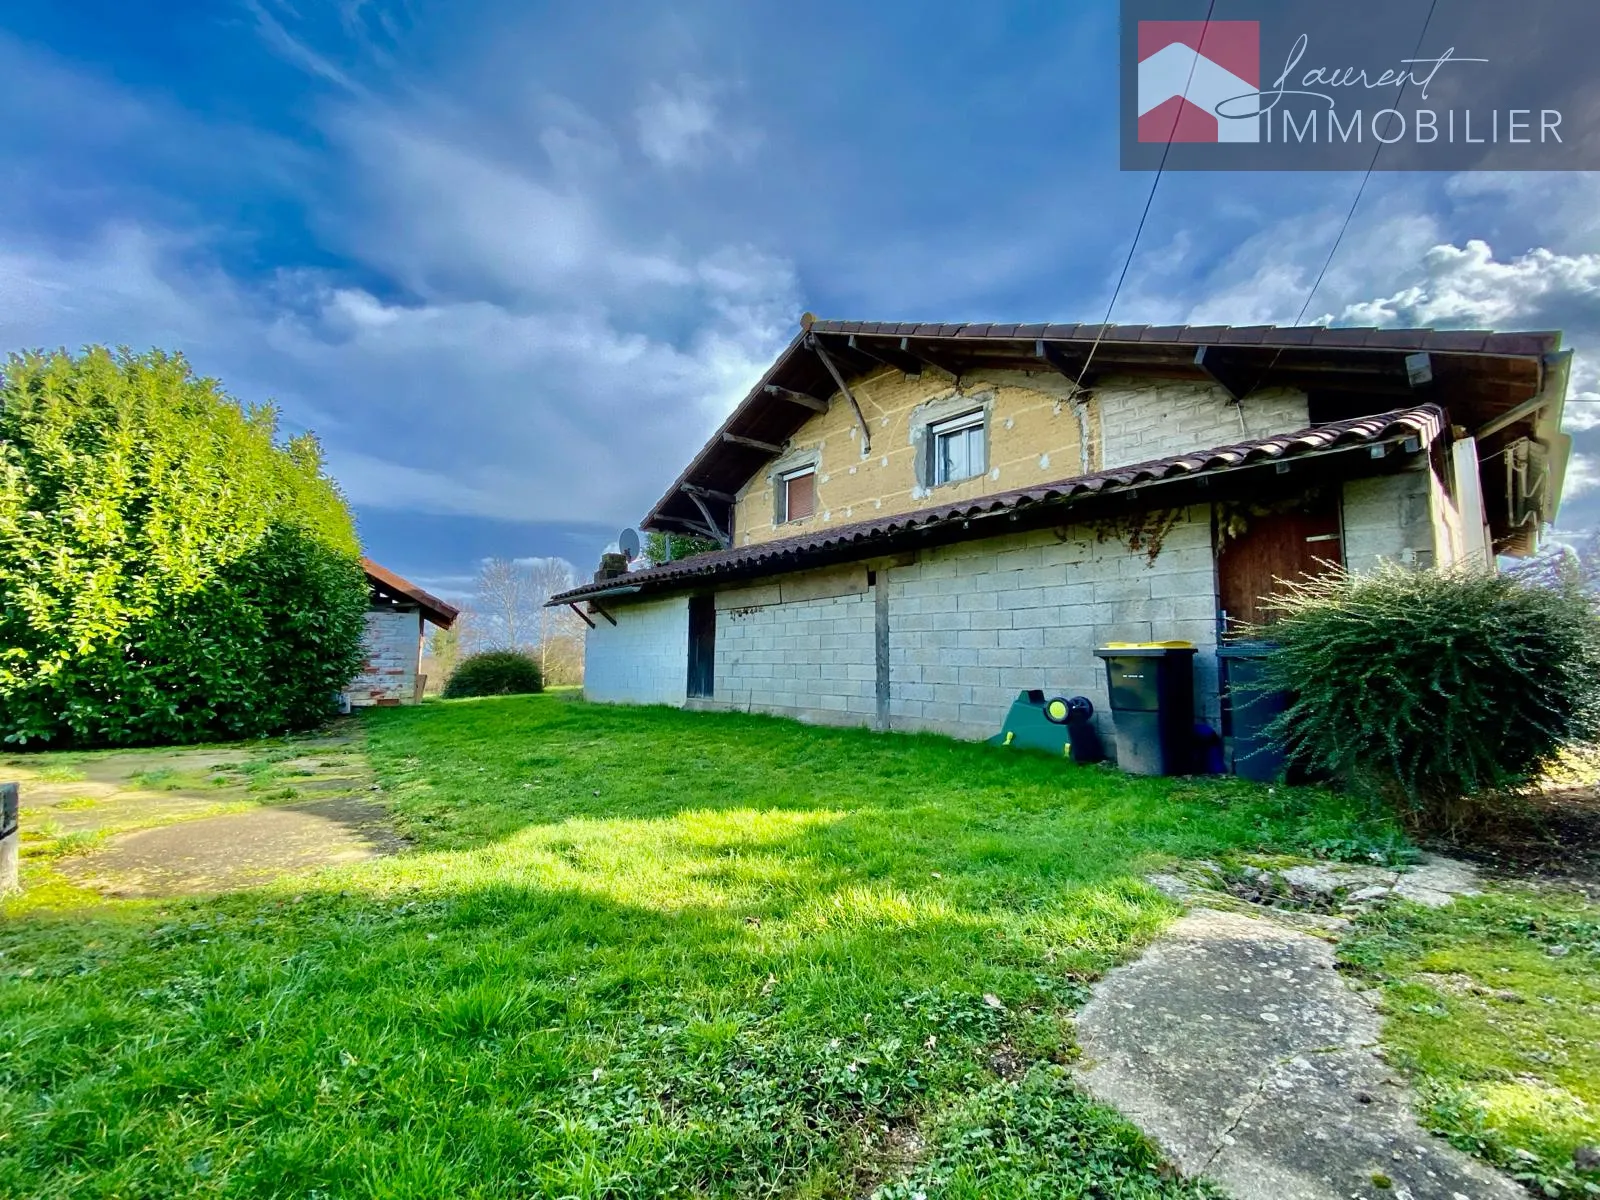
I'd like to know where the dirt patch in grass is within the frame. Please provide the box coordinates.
[1426,787,1600,899]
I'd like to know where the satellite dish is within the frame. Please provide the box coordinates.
[618,528,641,560]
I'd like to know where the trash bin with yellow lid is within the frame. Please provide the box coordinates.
[1092,641,1197,775]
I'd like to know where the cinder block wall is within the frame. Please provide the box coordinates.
[1098,381,1308,469]
[715,585,877,723]
[886,504,1219,744]
[583,595,690,706]
[348,610,423,706]
[1342,468,1436,572]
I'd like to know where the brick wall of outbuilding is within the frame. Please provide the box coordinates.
[348,609,424,706]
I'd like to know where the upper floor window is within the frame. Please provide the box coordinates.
[779,466,815,523]
[929,410,986,486]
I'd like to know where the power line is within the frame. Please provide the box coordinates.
[1075,0,1218,391]
[1280,1,1446,339]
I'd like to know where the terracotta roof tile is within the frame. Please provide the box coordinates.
[560,405,1444,606]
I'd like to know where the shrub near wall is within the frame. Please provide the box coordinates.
[0,347,369,747]
[1258,564,1600,824]
[442,651,544,698]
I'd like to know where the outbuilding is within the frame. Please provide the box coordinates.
[346,558,461,707]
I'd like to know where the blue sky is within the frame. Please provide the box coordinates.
[3,1,1598,599]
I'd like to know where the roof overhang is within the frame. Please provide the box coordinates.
[643,318,1559,538]
[362,557,461,629]
[556,406,1443,607]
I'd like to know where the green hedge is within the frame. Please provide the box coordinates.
[442,651,544,699]
[1257,564,1600,823]
[0,347,369,746]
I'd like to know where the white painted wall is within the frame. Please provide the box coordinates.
[582,595,690,707]
[348,609,424,706]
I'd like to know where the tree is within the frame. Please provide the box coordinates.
[643,531,720,566]
[475,557,539,651]
[467,556,586,684]
[524,557,585,684]
[0,347,368,746]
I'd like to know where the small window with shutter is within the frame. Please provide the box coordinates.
[779,467,815,523]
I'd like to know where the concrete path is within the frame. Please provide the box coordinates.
[60,795,403,897]
[6,722,401,897]
[1075,908,1524,1200]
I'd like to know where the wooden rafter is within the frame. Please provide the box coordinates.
[762,384,828,412]
[807,334,872,453]
[721,432,785,454]
[847,334,922,377]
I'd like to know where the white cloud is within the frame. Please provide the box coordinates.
[1564,453,1600,498]
[0,46,799,532]
[635,78,720,167]
[1328,240,1600,439]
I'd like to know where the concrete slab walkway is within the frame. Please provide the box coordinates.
[1075,908,1523,1200]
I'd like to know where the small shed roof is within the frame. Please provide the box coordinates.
[362,558,461,629]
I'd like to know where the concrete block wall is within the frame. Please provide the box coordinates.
[1098,380,1308,469]
[887,504,1220,746]
[1342,468,1436,572]
[583,595,689,706]
[348,609,423,706]
[714,587,877,723]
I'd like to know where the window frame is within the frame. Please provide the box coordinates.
[777,465,817,524]
[927,409,987,487]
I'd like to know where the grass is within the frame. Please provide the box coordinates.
[1340,892,1600,1197]
[0,693,1404,1198]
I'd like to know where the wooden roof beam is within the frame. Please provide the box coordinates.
[1193,346,1259,402]
[1035,340,1098,389]
[807,334,872,454]
[847,334,922,377]
[721,432,785,454]
[898,337,967,380]
[763,384,828,412]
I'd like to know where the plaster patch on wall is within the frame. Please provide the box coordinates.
[989,467,1001,481]
[1039,453,1050,470]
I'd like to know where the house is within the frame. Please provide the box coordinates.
[548,316,1573,758]
[347,558,461,706]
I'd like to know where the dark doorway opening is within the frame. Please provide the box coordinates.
[687,594,716,699]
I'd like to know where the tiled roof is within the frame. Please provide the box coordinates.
[642,316,1556,535]
[362,557,461,628]
[805,319,1558,357]
[552,405,1444,606]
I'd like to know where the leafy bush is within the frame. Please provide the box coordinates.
[442,651,544,698]
[1257,564,1600,822]
[0,347,368,746]
[643,531,720,565]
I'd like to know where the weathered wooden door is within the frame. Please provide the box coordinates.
[1216,495,1343,635]
[687,594,716,698]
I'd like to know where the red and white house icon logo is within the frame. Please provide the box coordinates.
[1137,20,1260,142]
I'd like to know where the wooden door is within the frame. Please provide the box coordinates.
[1216,495,1343,635]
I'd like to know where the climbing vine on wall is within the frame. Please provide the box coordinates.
[1091,506,1183,565]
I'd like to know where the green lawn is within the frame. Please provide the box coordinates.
[1340,892,1600,1198]
[1,694,1404,1198]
